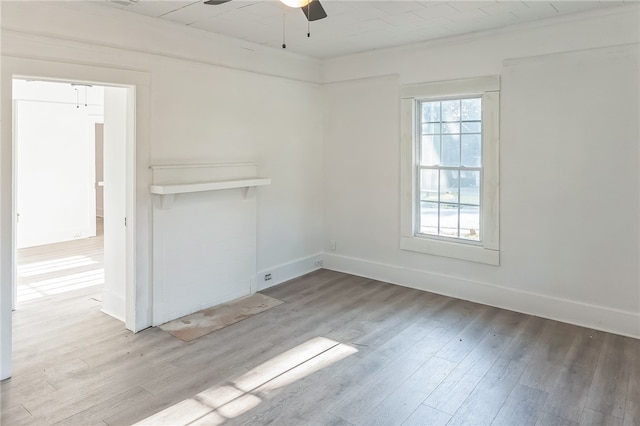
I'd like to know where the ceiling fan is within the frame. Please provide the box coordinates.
[203,0,328,22]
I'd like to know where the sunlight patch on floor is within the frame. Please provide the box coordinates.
[17,268,104,302]
[134,337,358,425]
[17,255,98,277]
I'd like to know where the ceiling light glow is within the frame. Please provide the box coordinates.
[280,0,312,8]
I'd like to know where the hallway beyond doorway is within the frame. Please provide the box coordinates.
[16,217,104,305]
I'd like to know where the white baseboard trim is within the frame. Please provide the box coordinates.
[17,227,93,249]
[101,289,126,323]
[323,253,640,339]
[257,253,323,291]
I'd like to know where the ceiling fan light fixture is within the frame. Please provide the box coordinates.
[280,0,312,8]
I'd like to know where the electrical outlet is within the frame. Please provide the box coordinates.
[330,240,336,251]
[264,273,272,281]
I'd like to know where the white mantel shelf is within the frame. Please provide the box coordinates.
[150,178,271,195]
[151,178,271,209]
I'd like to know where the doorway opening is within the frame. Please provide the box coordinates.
[12,78,130,324]
[2,58,151,381]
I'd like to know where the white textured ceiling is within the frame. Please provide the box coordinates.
[101,0,630,58]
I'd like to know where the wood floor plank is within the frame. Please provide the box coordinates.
[402,405,452,426]
[491,383,547,425]
[627,338,640,401]
[230,309,443,425]
[487,308,531,338]
[422,331,511,415]
[535,412,579,426]
[447,315,545,425]
[297,411,355,426]
[0,372,58,413]
[3,234,638,426]
[335,287,445,359]
[623,338,640,426]
[0,403,32,424]
[231,369,361,425]
[138,283,397,421]
[326,322,445,424]
[580,408,625,426]
[54,387,155,426]
[623,400,640,426]
[261,269,347,302]
[434,305,497,363]
[358,356,456,426]
[20,360,179,424]
[541,327,606,422]
[102,395,175,426]
[584,334,634,419]
[223,345,359,425]
[519,321,582,392]
[323,284,432,346]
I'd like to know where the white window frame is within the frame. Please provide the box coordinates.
[400,76,500,265]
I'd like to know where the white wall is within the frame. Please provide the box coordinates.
[13,80,103,248]
[321,5,640,85]
[1,0,325,379]
[1,1,319,83]
[1,1,638,382]
[322,5,640,338]
[152,182,259,325]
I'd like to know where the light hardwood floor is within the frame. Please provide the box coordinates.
[1,232,638,425]
[15,218,104,305]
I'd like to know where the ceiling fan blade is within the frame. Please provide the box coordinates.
[301,0,327,21]
[204,0,231,5]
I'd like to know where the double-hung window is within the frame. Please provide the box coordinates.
[400,77,500,265]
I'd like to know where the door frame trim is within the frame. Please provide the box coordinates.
[1,56,152,380]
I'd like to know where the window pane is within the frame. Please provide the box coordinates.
[420,135,440,166]
[419,201,438,235]
[419,169,439,202]
[421,101,440,123]
[460,171,480,205]
[439,170,459,204]
[461,98,481,121]
[460,205,480,241]
[422,123,441,134]
[411,93,488,245]
[439,203,459,238]
[442,122,460,134]
[441,100,460,122]
[461,134,481,167]
[461,121,481,133]
[441,135,460,166]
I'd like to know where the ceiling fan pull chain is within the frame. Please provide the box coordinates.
[282,10,286,49]
[307,3,310,37]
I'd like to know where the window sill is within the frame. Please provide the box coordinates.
[400,236,499,265]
